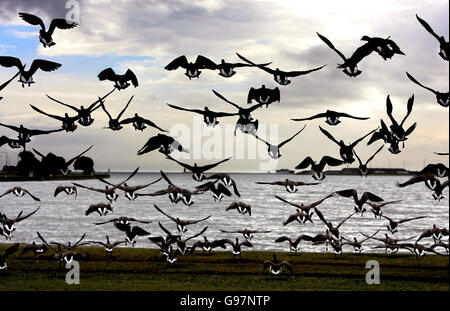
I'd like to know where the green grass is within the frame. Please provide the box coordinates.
[0,244,448,291]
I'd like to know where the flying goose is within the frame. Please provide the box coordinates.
[341,229,380,253]
[226,202,252,216]
[255,179,320,193]
[314,207,355,241]
[292,110,370,125]
[361,36,405,60]
[194,180,233,202]
[0,56,61,87]
[45,89,115,127]
[0,186,40,201]
[282,209,314,226]
[30,105,80,132]
[396,173,448,201]
[47,233,88,265]
[237,53,325,86]
[295,156,345,180]
[120,113,167,132]
[98,68,138,90]
[197,173,240,197]
[87,236,126,254]
[367,119,401,154]
[154,204,211,234]
[275,193,334,218]
[0,135,25,149]
[416,14,449,61]
[73,167,139,202]
[94,174,162,201]
[381,215,427,234]
[218,228,271,241]
[0,243,19,270]
[21,241,48,258]
[366,200,402,218]
[385,95,417,145]
[362,232,416,254]
[85,203,114,216]
[114,222,151,247]
[416,225,448,243]
[254,125,306,159]
[334,189,384,216]
[166,154,231,182]
[18,12,78,47]
[0,122,63,146]
[262,254,293,275]
[398,242,447,259]
[212,90,264,135]
[94,216,152,226]
[174,227,208,256]
[101,96,133,131]
[213,58,271,78]
[429,240,449,254]
[0,207,40,240]
[419,163,448,178]
[316,32,375,77]
[223,238,253,257]
[148,222,181,257]
[274,234,313,253]
[189,236,229,254]
[167,103,237,128]
[354,145,384,177]
[54,186,77,198]
[164,55,217,79]
[406,72,449,108]
[319,126,377,164]
[247,85,280,107]
[136,134,189,156]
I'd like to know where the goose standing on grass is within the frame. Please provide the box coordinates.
[101,96,133,131]
[295,155,345,180]
[319,126,377,164]
[218,228,271,241]
[263,254,293,275]
[334,189,384,216]
[366,200,402,218]
[154,204,211,234]
[0,56,61,87]
[136,134,189,156]
[354,145,384,177]
[18,12,78,48]
[87,236,126,255]
[97,68,138,90]
[406,72,449,108]
[314,207,355,242]
[292,110,370,126]
[247,85,280,107]
[316,32,374,77]
[275,194,334,218]
[45,90,115,127]
[0,186,40,201]
[274,234,313,253]
[237,53,325,86]
[381,215,427,234]
[254,125,306,159]
[0,243,20,270]
[84,203,114,216]
[164,55,217,79]
[255,179,320,193]
[165,154,231,182]
[226,202,252,216]
[416,14,449,61]
[54,186,77,198]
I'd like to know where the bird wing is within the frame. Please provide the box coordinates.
[386,95,398,126]
[295,156,315,170]
[398,216,427,224]
[335,189,358,202]
[167,103,205,115]
[396,174,436,187]
[18,13,45,30]
[291,112,326,121]
[275,195,302,208]
[48,18,78,35]
[124,69,139,87]
[97,68,117,82]
[198,157,231,173]
[361,192,384,203]
[66,145,93,167]
[360,229,381,243]
[406,72,436,94]
[365,145,384,165]
[131,226,151,236]
[141,117,168,132]
[28,59,61,75]
[45,94,79,111]
[212,90,240,109]
[338,112,370,120]
[353,150,363,166]
[348,43,375,64]
[15,207,40,222]
[117,96,134,119]
[134,177,163,191]
[22,189,41,201]
[185,226,209,242]
[3,243,20,258]
[319,126,340,146]
[350,128,378,148]
[165,55,189,70]
[336,212,356,228]
[153,204,177,222]
[278,125,306,148]
[72,182,105,193]
[0,56,23,70]
[186,215,212,225]
[195,55,217,69]
[101,103,113,120]
[27,127,63,137]
[285,65,326,77]
[314,207,331,229]
[86,88,116,111]
[316,32,347,61]
[416,14,442,42]
[30,104,65,121]
[400,95,414,127]
[0,71,20,92]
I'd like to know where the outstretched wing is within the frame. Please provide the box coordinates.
[124,69,139,87]
[396,174,436,187]
[66,145,93,166]
[197,157,231,173]
[212,90,240,109]
[319,126,340,146]
[406,72,436,94]
[291,112,326,122]
[117,96,134,119]
[400,95,414,127]
[195,55,217,70]
[278,125,306,148]
[18,13,45,30]
[167,103,205,115]
[317,32,347,61]
[285,65,326,77]
[365,145,384,165]
[338,112,370,120]
[295,156,315,170]
[165,56,189,70]
[48,18,78,35]
[0,71,20,92]
[0,56,23,70]
[416,14,442,42]
[98,68,117,82]
[236,53,275,74]
[153,204,177,223]
[28,59,61,76]
[350,128,378,148]
[30,105,64,121]
[16,207,40,222]
[275,195,302,208]
[314,207,331,229]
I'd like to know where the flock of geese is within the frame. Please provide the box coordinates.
[0,12,449,275]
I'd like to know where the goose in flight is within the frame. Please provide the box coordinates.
[366,200,402,218]
[18,12,78,47]
[406,72,449,108]
[153,204,211,234]
[274,234,313,253]
[0,207,40,240]
[218,228,271,241]
[341,230,380,253]
[101,96,133,131]
[354,145,384,177]
[385,95,417,145]
[254,125,306,159]
[255,179,320,193]
[237,53,325,86]
[416,14,449,61]
[314,207,355,241]
[0,56,61,87]
[137,134,189,156]
[381,215,427,234]
[165,55,217,79]
[334,189,384,216]
[54,186,77,198]
[0,122,63,147]
[167,103,237,128]
[275,194,334,218]
[120,113,167,132]
[87,236,126,255]
[247,85,280,107]
[97,68,138,90]
[214,58,271,78]
[0,186,40,201]
[166,154,231,182]
[196,173,241,197]
[295,156,345,180]
[292,110,370,126]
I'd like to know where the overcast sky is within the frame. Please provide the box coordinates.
[0,0,448,172]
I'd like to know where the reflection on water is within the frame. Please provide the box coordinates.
[0,173,448,253]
